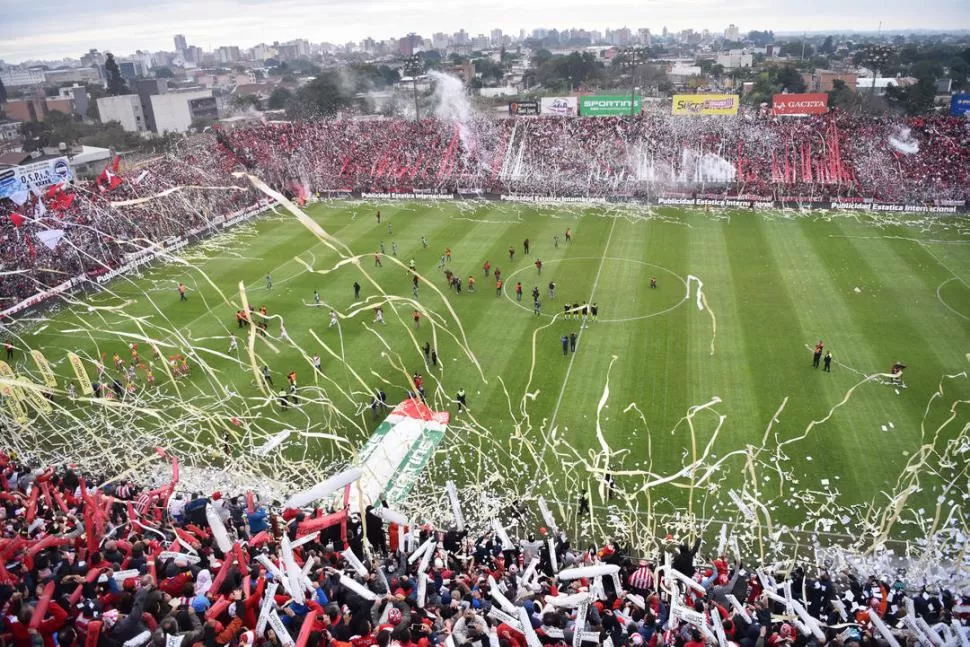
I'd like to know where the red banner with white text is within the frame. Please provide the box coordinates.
[772,93,829,116]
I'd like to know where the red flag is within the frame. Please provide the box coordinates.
[10,213,25,227]
[45,184,61,200]
[111,155,120,173]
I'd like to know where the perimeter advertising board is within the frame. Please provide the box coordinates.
[540,96,578,116]
[951,93,970,117]
[508,100,539,116]
[672,94,740,116]
[580,95,642,116]
[771,93,828,115]
[0,157,73,200]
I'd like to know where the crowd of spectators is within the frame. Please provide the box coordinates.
[215,111,970,201]
[1,456,966,647]
[2,111,968,312]
[0,139,259,309]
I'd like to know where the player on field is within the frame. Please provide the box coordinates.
[228,334,238,354]
[535,258,542,274]
[265,274,272,290]
[314,290,320,305]
[508,245,515,261]
[515,282,523,301]
[523,238,530,255]
[178,282,188,301]
[483,260,491,276]
[329,310,339,328]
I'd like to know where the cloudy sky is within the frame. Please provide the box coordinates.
[1,0,968,63]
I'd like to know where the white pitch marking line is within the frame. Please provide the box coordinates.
[536,216,618,475]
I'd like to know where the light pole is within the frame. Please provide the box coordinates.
[619,46,647,117]
[403,54,423,120]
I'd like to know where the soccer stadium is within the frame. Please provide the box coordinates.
[0,52,968,647]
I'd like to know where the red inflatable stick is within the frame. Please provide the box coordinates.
[25,487,40,524]
[84,620,103,647]
[296,510,346,537]
[295,610,319,647]
[205,597,231,621]
[29,580,55,629]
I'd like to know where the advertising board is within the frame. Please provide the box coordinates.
[771,93,829,115]
[672,94,740,116]
[540,96,578,116]
[580,95,642,116]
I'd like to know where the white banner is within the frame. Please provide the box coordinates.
[540,97,578,116]
[0,157,73,200]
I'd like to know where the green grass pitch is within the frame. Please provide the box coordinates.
[10,201,970,541]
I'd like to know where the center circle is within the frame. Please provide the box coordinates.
[501,257,689,322]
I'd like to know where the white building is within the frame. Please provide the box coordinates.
[96,95,147,133]
[0,68,47,87]
[716,50,753,70]
[150,89,217,133]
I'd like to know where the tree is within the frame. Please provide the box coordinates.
[532,49,553,67]
[231,94,261,111]
[819,36,835,55]
[827,79,859,111]
[747,30,775,47]
[474,58,504,85]
[267,87,293,110]
[779,41,814,59]
[776,66,807,93]
[885,77,936,115]
[286,72,352,119]
[0,76,6,105]
[104,53,129,96]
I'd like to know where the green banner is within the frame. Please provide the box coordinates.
[580,95,642,116]
[354,418,446,506]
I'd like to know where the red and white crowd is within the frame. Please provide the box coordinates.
[0,455,967,647]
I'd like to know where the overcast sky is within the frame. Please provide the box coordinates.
[1,0,968,63]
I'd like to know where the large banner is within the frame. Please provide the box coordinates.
[950,93,970,117]
[672,94,739,116]
[0,157,73,200]
[772,93,828,115]
[508,100,539,116]
[540,96,578,116]
[580,95,642,117]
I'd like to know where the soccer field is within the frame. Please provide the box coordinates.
[9,200,970,549]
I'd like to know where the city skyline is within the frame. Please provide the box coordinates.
[1,0,968,63]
